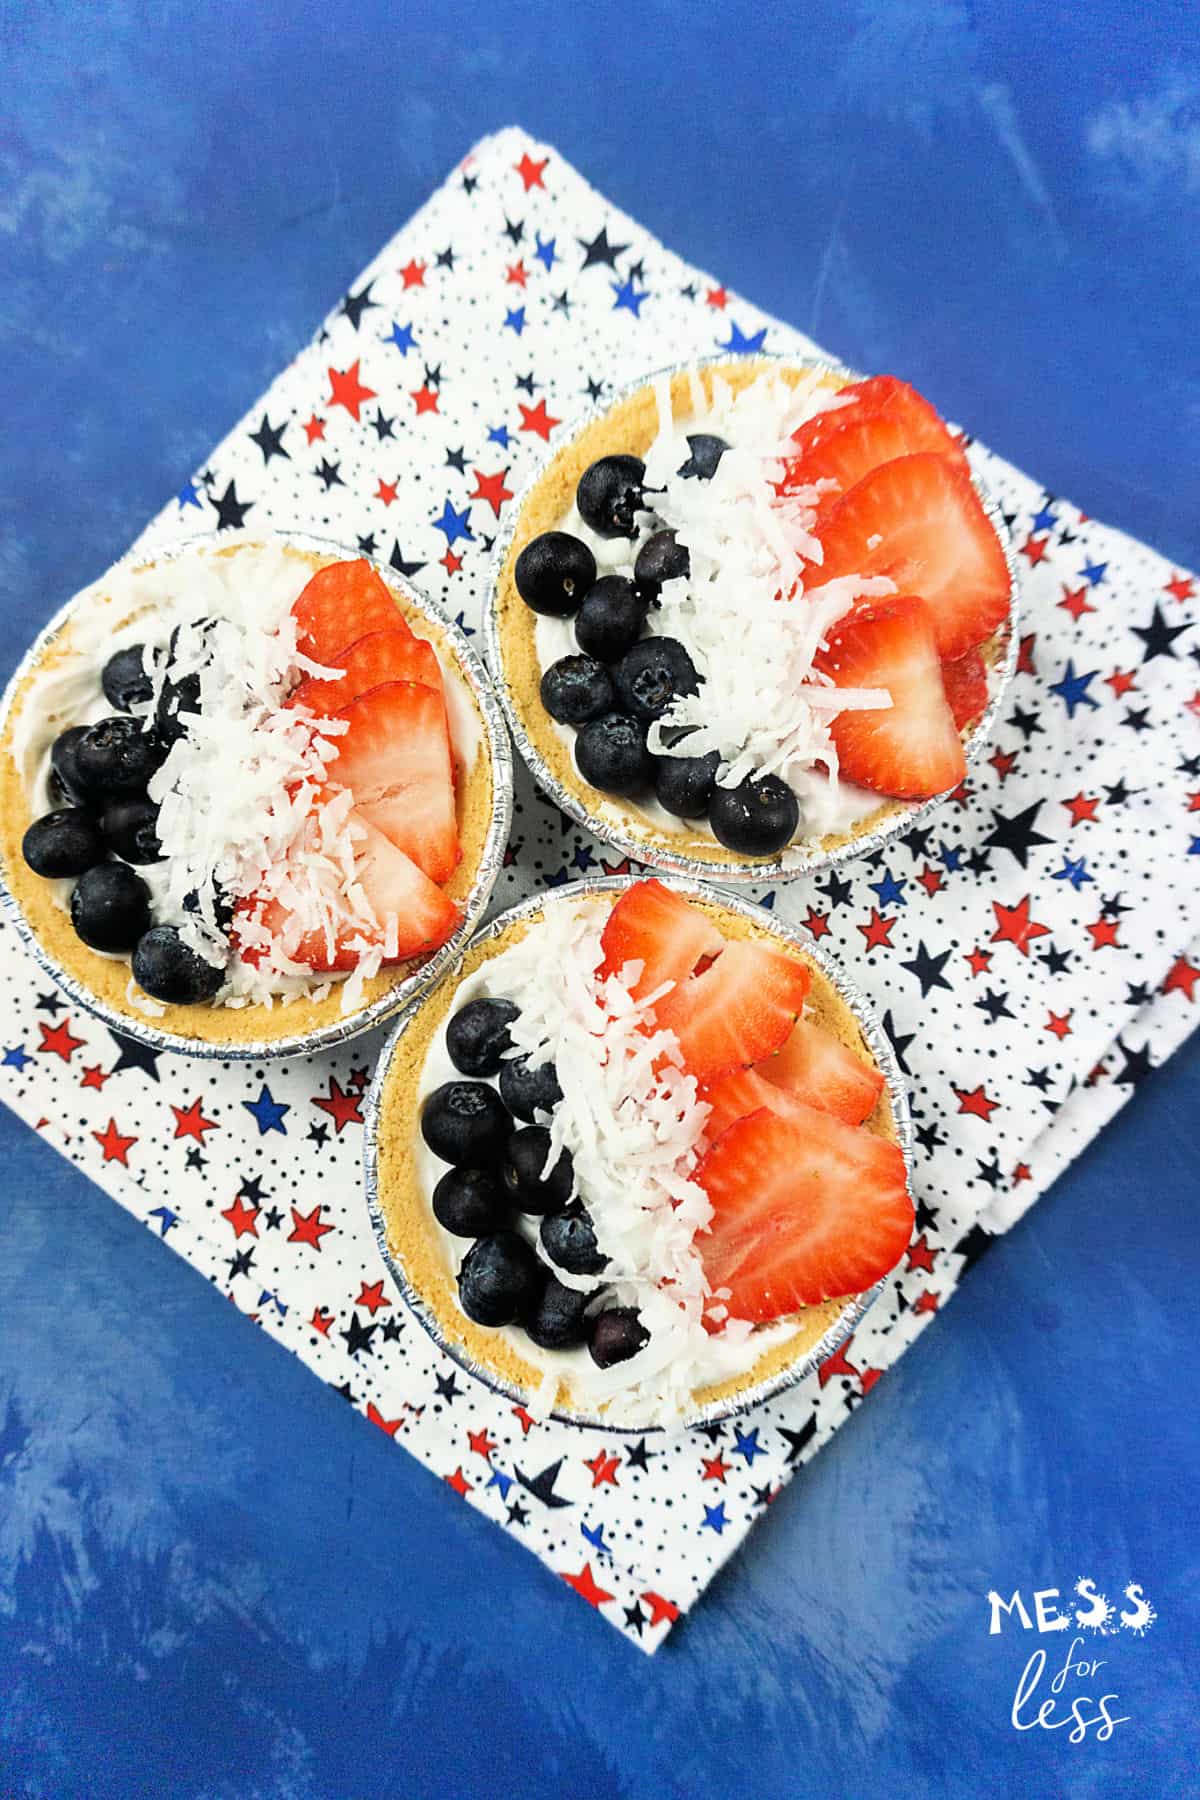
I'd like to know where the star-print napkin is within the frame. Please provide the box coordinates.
[3,128,1198,1653]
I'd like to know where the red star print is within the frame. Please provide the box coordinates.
[1045,1009,1073,1040]
[221,1195,259,1238]
[327,360,377,421]
[366,1403,402,1436]
[802,907,830,939]
[818,1337,859,1386]
[1086,1059,1108,1086]
[948,780,973,809]
[1187,792,1200,814]
[991,894,1051,956]
[1187,691,1200,720]
[440,549,463,575]
[1012,1162,1033,1185]
[857,908,896,951]
[311,1307,333,1336]
[701,1453,730,1483]
[172,1098,218,1142]
[913,1290,940,1314]
[376,477,397,505]
[514,152,548,191]
[1163,956,1200,1001]
[1085,916,1121,950]
[1058,583,1095,621]
[303,414,325,443]
[512,1404,537,1435]
[916,864,944,897]
[1106,668,1137,697]
[288,1204,335,1249]
[519,397,560,440]
[1164,572,1194,603]
[583,1449,621,1487]
[965,945,993,976]
[954,1083,1000,1121]
[641,1590,680,1626]
[906,1235,935,1274]
[1020,534,1050,566]
[468,1429,496,1460]
[38,1018,84,1062]
[398,258,426,288]
[349,1066,370,1090]
[504,260,527,286]
[1062,791,1099,825]
[80,1065,108,1090]
[356,1279,391,1314]
[859,1368,885,1395]
[705,285,728,309]
[561,1562,614,1609]
[470,467,513,517]
[92,1117,136,1165]
[1016,633,1037,675]
[989,747,1018,781]
[312,1076,363,1133]
[445,1466,472,1496]
[411,384,439,415]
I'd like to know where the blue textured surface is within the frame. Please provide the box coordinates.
[2,5,1198,1794]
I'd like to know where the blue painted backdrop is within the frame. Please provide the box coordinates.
[2,4,1197,1795]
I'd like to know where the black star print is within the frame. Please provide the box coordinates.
[552,290,573,316]
[461,173,478,195]
[390,542,426,578]
[185,1146,207,1171]
[335,1381,356,1404]
[915,1120,946,1156]
[1113,1038,1153,1088]
[983,801,1052,869]
[356,534,377,557]
[694,1420,726,1443]
[444,446,468,473]
[381,1316,404,1343]
[506,1500,529,1525]
[314,458,344,491]
[1125,981,1152,1007]
[248,413,289,464]
[36,991,63,1015]
[1103,778,1137,805]
[308,1121,329,1146]
[680,282,698,299]
[578,225,629,269]
[424,361,443,388]
[107,1028,161,1080]
[976,1155,1005,1190]
[211,480,252,530]
[199,467,215,486]
[1122,707,1151,733]
[966,847,993,877]
[626,256,646,282]
[340,1312,377,1358]
[975,988,1014,1024]
[228,1247,255,1278]
[435,245,456,270]
[1130,603,1188,663]
[514,370,538,395]
[1178,753,1200,779]
[503,215,525,245]
[816,869,854,909]
[953,1222,994,1275]
[1007,703,1044,741]
[583,377,605,403]
[1058,526,1077,546]
[479,532,495,554]
[751,1482,776,1507]
[1001,510,1017,530]
[1101,891,1133,918]
[238,1174,268,1203]
[1038,943,1072,976]
[263,1206,284,1231]
[1025,1066,1053,1092]
[914,1195,940,1234]
[902,825,933,860]
[434,1370,461,1402]
[625,1437,656,1471]
[339,280,379,330]
[370,409,395,441]
[623,1601,647,1635]
[900,941,954,997]
[881,1009,915,1075]
[778,1419,816,1465]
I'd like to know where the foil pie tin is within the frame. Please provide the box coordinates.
[484,352,1022,886]
[0,529,514,1061]
[363,873,914,1434]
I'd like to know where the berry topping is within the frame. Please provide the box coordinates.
[332,679,460,885]
[446,996,519,1078]
[781,386,966,515]
[498,1052,562,1122]
[288,628,442,716]
[653,746,720,819]
[457,1231,542,1328]
[790,375,959,462]
[708,772,799,856]
[522,1272,594,1351]
[131,926,225,1005]
[75,716,167,797]
[759,1016,886,1126]
[292,559,405,663]
[101,644,153,713]
[940,646,989,733]
[154,670,201,745]
[21,809,105,879]
[576,454,647,538]
[421,1080,514,1165]
[575,712,654,798]
[539,1200,608,1275]
[611,637,700,722]
[677,432,728,480]
[696,1103,913,1318]
[101,796,163,864]
[573,575,648,661]
[432,1166,509,1238]
[814,594,966,799]
[539,654,615,726]
[597,878,723,1003]
[588,1307,648,1368]
[48,726,91,804]
[514,531,597,616]
[653,939,810,1081]
[69,862,152,952]
[501,1125,574,1214]
[633,529,689,591]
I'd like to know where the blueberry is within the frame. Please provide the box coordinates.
[653,748,721,819]
[132,926,225,1004]
[446,997,519,1077]
[101,796,162,864]
[432,1166,509,1238]
[612,638,700,723]
[183,885,235,931]
[522,1272,595,1351]
[708,773,800,856]
[633,529,689,592]
[22,808,105,878]
[155,672,201,745]
[540,1200,608,1275]
[501,1126,574,1214]
[70,862,152,952]
[573,575,647,662]
[539,654,614,726]
[677,433,729,480]
[421,1080,513,1164]
[589,1307,649,1368]
[457,1231,542,1328]
[498,1053,562,1122]
[575,713,654,798]
[76,716,167,798]
[49,726,92,805]
[101,644,153,713]
[576,454,646,538]
[514,532,597,616]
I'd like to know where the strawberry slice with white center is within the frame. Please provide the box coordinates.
[814,451,1010,660]
[757,1015,885,1125]
[697,1105,914,1318]
[331,679,460,885]
[815,594,966,800]
[597,878,724,1002]
[653,939,810,1082]
[293,560,410,664]
[781,405,966,516]
[791,375,962,460]
[289,628,444,717]
[940,647,989,733]
[700,1066,800,1140]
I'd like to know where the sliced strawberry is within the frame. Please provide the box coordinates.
[700,1066,799,1140]
[598,878,724,1002]
[696,1105,914,1318]
[814,452,1010,660]
[759,1016,885,1125]
[289,629,443,717]
[791,375,962,460]
[292,560,410,664]
[940,647,989,734]
[654,940,809,1082]
[331,680,459,884]
[782,403,965,514]
[814,594,966,799]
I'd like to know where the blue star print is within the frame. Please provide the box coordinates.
[433,499,474,545]
[719,321,767,353]
[486,1468,513,1499]
[581,1520,611,1555]
[1030,502,1057,533]
[702,1503,729,1534]
[148,1206,177,1236]
[487,423,511,448]
[939,842,964,872]
[733,1426,764,1464]
[242,1085,290,1135]
[1081,559,1108,586]
[1049,660,1101,718]
[870,869,907,908]
[534,234,558,270]
[2,1045,30,1069]
[611,277,648,316]
[385,320,417,353]
[178,480,203,510]
[503,306,527,336]
[1052,854,1094,890]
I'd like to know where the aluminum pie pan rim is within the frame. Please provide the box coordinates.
[0,527,515,1062]
[483,349,1022,885]
[362,871,914,1436]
